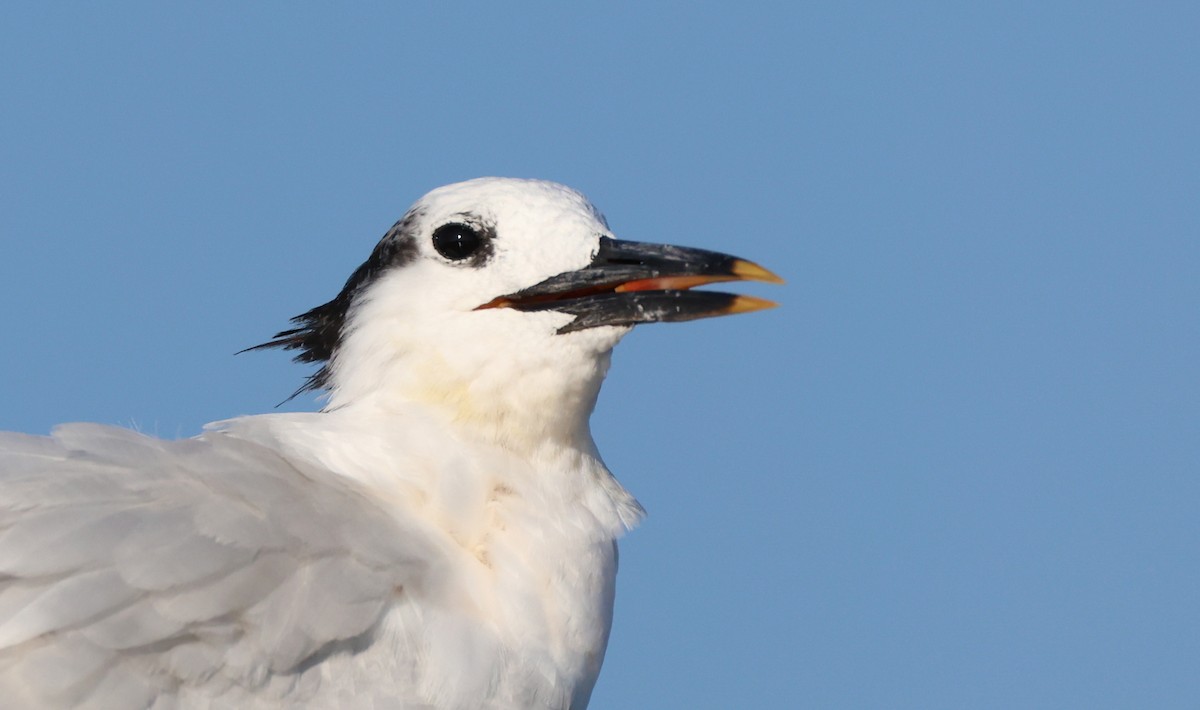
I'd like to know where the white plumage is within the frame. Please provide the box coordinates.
[0,178,778,709]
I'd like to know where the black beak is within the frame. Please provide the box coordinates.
[476,237,783,333]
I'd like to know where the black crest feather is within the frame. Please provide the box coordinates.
[243,210,423,399]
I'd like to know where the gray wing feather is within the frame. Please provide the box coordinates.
[0,423,440,708]
[0,568,141,647]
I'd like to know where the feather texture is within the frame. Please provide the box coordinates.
[0,411,629,709]
[0,424,448,708]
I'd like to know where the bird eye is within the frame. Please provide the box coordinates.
[431,223,484,261]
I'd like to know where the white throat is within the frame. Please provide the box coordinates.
[323,280,630,454]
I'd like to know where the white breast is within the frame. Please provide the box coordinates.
[207,406,635,709]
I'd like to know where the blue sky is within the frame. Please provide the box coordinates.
[2,3,1197,708]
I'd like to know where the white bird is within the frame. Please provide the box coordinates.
[0,178,781,709]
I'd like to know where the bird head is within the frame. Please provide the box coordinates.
[251,178,781,446]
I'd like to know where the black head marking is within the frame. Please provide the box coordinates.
[243,208,424,398]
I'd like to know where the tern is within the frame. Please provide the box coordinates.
[0,178,781,709]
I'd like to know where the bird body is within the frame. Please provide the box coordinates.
[0,178,779,708]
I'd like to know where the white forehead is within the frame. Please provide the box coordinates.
[363,177,617,313]
[416,177,607,231]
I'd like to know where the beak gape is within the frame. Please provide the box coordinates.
[477,237,783,333]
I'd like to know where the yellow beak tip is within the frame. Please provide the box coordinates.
[727,295,780,315]
[731,259,786,285]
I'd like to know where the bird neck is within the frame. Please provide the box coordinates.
[269,336,645,541]
[322,330,617,455]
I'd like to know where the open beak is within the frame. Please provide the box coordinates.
[476,237,784,333]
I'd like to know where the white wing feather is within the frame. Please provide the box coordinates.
[0,424,443,709]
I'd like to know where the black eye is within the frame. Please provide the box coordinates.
[431,222,484,261]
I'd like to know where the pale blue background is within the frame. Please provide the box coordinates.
[2,3,1197,708]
